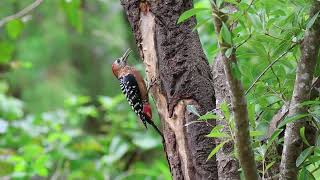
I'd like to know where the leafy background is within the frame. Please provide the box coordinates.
[0,0,320,179]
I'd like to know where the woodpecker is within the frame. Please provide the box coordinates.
[112,49,163,137]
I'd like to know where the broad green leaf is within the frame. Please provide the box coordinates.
[220,23,232,44]
[187,105,200,117]
[306,11,320,30]
[206,125,230,138]
[298,167,316,180]
[296,146,314,167]
[199,112,220,120]
[305,155,320,165]
[207,140,229,161]
[300,127,311,146]
[250,130,264,137]
[5,19,24,40]
[278,114,309,128]
[193,17,212,31]
[178,8,210,24]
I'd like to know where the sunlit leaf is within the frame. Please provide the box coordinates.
[178,8,210,24]
[199,112,219,120]
[298,167,316,180]
[207,140,230,161]
[250,130,264,137]
[5,19,24,40]
[220,102,230,120]
[306,11,320,30]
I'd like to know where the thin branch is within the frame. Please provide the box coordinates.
[0,0,43,27]
[245,44,297,95]
[235,33,252,49]
[264,32,286,41]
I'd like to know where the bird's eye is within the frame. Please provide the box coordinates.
[116,59,120,63]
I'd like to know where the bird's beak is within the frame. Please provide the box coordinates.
[121,48,132,64]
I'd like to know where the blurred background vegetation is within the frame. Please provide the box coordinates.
[0,0,174,179]
[1,0,320,179]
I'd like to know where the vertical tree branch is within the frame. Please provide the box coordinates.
[120,0,217,179]
[211,2,259,180]
[212,53,240,180]
[279,2,320,179]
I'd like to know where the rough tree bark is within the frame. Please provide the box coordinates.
[211,3,240,180]
[211,2,259,180]
[212,53,240,180]
[267,77,320,138]
[120,0,217,179]
[280,2,320,179]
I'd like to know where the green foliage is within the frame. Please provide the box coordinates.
[183,0,320,178]
[0,0,169,179]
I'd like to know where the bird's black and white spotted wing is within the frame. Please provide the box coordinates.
[119,74,148,127]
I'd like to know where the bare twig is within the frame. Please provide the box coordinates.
[245,44,297,95]
[0,0,43,27]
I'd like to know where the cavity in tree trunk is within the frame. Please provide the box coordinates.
[120,0,217,179]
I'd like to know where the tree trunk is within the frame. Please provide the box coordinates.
[120,0,217,179]
[211,2,259,180]
[279,2,320,179]
[212,53,240,180]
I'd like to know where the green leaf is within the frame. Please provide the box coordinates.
[0,42,14,64]
[220,23,233,44]
[61,0,83,33]
[220,102,230,120]
[306,11,320,30]
[177,8,210,24]
[5,19,24,40]
[266,161,276,171]
[225,47,233,58]
[250,130,264,137]
[298,167,316,180]
[193,17,212,31]
[300,127,311,146]
[277,114,309,128]
[199,112,220,120]
[207,140,229,161]
[206,125,230,138]
[266,129,283,150]
[187,105,200,117]
[296,146,314,167]
[299,100,320,107]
